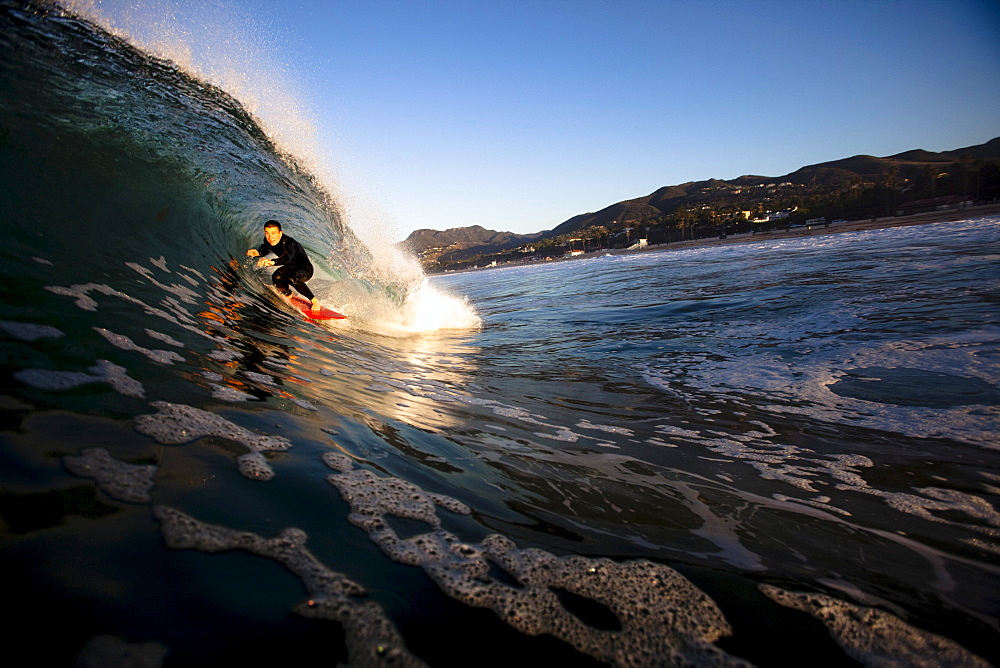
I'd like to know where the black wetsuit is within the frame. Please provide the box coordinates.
[256,234,315,301]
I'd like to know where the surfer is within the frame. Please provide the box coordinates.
[246,220,321,312]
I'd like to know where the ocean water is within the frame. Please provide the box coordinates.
[2,2,998,666]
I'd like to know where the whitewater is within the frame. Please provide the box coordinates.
[1,2,998,666]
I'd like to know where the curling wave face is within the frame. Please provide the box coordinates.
[1,0,475,333]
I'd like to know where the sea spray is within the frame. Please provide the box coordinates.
[358,278,481,336]
[65,0,478,334]
[64,0,322,173]
[327,196,482,333]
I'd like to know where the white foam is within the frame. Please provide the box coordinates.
[152,505,423,666]
[0,320,64,341]
[836,483,1000,547]
[14,359,145,398]
[145,328,184,347]
[244,371,276,386]
[321,452,746,666]
[127,262,199,304]
[326,278,481,337]
[535,428,581,442]
[760,585,988,667]
[13,369,101,392]
[133,402,291,480]
[46,281,226,344]
[638,319,1000,450]
[178,265,205,280]
[94,327,184,365]
[394,280,481,333]
[209,384,255,402]
[289,398,318,411]
[63,448,156,503]
[577,420,634,436]
[208,349,243,362]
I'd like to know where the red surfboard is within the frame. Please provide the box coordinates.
[289,295,346,320]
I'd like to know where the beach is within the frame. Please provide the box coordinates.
[440,203,1000,273]
[613,202,1000,257]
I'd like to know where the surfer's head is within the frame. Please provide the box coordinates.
[263,220,283,246]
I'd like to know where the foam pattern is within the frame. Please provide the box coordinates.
[832,481,1000,551]
[126,261,200,304]
[42,267,326,412]
[46,281,225,344]
[649,415,1000,551]
[144,328,184,348]
[14,359,145,398]
[207,349,243,362]
[760,585,989,667]
[133,402,291,480]
[152,505,426,667]
[63,447,156,503]
[94,327,185,365]
[209,384,257,402]
[322,452,746,667]
[0,319,65,341]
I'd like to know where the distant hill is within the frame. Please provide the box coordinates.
[402,137,1000,268]
[939,136,1000,161]
[401,225,542,263]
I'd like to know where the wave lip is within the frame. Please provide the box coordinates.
[2,0,478,336]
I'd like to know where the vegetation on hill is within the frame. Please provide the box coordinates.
[402,137,1000,272]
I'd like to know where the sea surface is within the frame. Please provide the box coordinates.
[1,2,998,666]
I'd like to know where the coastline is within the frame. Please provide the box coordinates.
[440,203,1000,273]
[631,202,1000,257]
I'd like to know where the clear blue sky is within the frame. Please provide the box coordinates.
[89,0,1000,239]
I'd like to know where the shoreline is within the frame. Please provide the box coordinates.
[632,202,1000,257]
[440,203,1000,273]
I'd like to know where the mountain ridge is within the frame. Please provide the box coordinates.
[402,136,1000,268]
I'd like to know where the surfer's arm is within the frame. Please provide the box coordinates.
[272,238,305,267]
[247,247,273,266]
[248,241,275,264]
[248,239,272,257]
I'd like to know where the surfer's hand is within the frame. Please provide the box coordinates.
[256,258,274,268]
[246,249,259,257]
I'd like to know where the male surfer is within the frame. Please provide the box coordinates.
[246,220,321,312]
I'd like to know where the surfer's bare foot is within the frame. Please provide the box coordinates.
[310,298,321,312]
